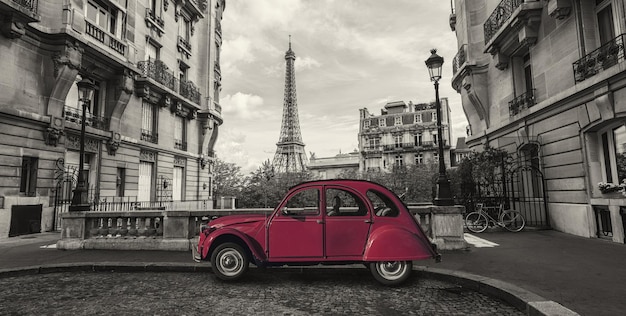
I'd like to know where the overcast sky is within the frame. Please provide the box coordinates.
[216,0,466,173]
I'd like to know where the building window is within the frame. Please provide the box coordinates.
[86,0,122,37]
[174,115,187,150]
[138,161,154,202]
[173,166,184,201]
[415,153,423,165]
[394,116,402,126]
[368,138,380,149]
[415,133,423,146]
[20,157,38,196]
[378,118,386,127]
[432,132,438,145]
[145,40,160,61]
[179,15,191,42]
[363,120,370,128]
[433,152,439,163]
[414,113,422,123]
[395,155,403,167]
[116,167,125,197]
[141,100,158,143]
[432,112,437,122]
[394,135,403,148]
[596,0,616,45]
[601,124,626,184]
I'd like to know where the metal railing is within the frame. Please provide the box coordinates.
[174,139,187,151]
[145,8,164,28]
[573,33,625,83]
[63,106,109,131]
[452,44,467,75]
[508,89,536,116]
[137,58,202,105]
[12,0,38,14]
[177,35,192,52]
[92,199,213,212]
[484,0,524,44]
[141,128,158,143]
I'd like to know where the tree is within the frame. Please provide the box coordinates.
[213,158,244,200]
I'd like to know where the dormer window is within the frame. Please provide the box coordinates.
[414,114,422,123]
[378,118,386,127]
[394,116,402,126]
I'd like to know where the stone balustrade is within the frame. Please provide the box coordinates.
[57,205,466,251]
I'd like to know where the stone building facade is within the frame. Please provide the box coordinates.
[0,0,225,238]
[308,151,360,180]
[451,0,626,242]
[358,99,452,172]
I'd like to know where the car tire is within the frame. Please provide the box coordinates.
[369,261,412,286]
[211,242,249,281]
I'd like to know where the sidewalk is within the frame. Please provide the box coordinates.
[1,230,623,316]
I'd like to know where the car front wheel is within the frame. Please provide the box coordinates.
[369,261,412,285]
[211,242,249,281]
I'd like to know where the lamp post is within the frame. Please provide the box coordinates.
[69,77,96,211]
[425,49,454,206]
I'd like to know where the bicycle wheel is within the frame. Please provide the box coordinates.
[465,212,488,233]
[500,210,525,232]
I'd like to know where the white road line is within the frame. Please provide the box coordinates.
[40,244,57,249]
[464,233,499,248]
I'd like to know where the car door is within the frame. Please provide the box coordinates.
[324,186,371,257]
[268,186,323,259]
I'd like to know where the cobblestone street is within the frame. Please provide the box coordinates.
[0,268,522,315]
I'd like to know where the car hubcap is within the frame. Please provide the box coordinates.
[217,248,244,276]
[376,261,407,280]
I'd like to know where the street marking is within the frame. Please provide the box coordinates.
[40,244,57,249]
[464,233,499,248]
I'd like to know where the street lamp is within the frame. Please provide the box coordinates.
[69,77,96,211]
[425,49,454,206]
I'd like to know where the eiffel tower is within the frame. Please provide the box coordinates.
[272,37,308,173]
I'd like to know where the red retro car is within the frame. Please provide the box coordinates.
[193,179,440,285]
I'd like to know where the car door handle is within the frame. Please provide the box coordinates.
[317,220,324,224]
[365,219,373,224]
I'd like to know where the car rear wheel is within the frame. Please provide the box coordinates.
[211,242,249,281]
[369,261,412,285]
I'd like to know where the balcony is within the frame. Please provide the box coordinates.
[180,79,201,104]
[0,0,40,38]
[483,0,542,69]
[174,139,187,151]
[214,18,222,44]
[573,34,625,83]
[145,8,165,36]
[141,129,158,143]
[137,58,178,92]
[174,0,206,21]
[452,44,467,76]
[177,35,192,58]
[85,20,126,56]
[212,101,222,114]
[508,89,536,116]
[63,106,109,131]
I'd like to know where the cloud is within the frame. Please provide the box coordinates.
[220,92,267,120]
[295,56,321,71]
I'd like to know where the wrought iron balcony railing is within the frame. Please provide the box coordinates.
[141,128,158,143]
[212,101,222,113]
[63,106,109,131]
[11,0,38,14]
[145,8,164,28]
[177,35,192,52]
[452,44,467,75]
[85,20,126,56]
[573,33,625,83]
[508,89,536,116]
[137,58,178,91]
[174,139,187,151]
[180,79,201,104]
[484,0,524,44]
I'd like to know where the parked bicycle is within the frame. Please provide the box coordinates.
[465,203,525,233]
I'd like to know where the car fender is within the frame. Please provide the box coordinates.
[200,228,266,263]
[364,225,435,261]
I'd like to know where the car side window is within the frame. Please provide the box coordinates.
[367,190,399,217]
[325,188,367,217]
[282,188,320,216]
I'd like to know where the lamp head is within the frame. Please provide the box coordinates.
[76,77,96,104]
[425,49,444,82]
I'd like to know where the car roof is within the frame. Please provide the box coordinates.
[289,179,391,193]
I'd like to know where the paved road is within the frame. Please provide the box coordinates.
[0,268,523,316]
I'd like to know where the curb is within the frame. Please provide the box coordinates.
[414,266,580,316]
[0,263,579,316]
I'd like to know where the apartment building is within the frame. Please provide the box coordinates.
[0,0,225,238]
[358,99,452,172]
[451,0,626,242]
